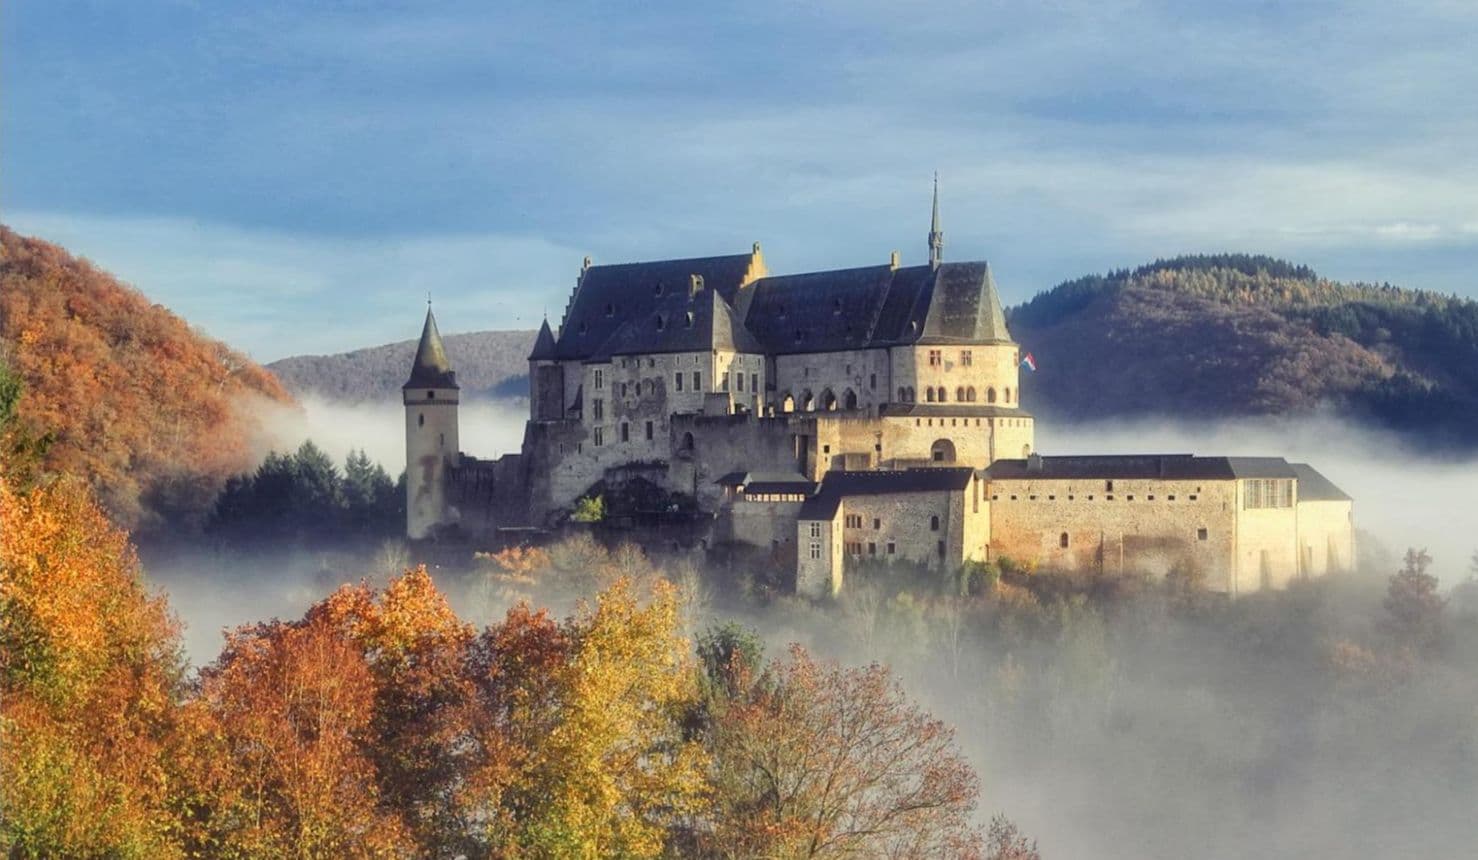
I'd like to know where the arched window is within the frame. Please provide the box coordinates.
[898,386,907,401]
[682,432,695,452]
[987,387,997,404]
[781,393,795,413]
[956,386,966,402]
[936,387,947,403]
[1060,532,1070,549]
[822,389,837,411]
[801,390,815,412]
[967,386,977,402]
[930,439,956,463]
[930,515,940,531]
[1004,387,1012,403]
[844,389,858,410]
[418,413,425,427]
[926,387,936,402]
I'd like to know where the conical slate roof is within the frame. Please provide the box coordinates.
[528,318,558,361]
[404,307,459,389]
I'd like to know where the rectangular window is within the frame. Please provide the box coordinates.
[620,382,628,397]
[810,522,822,539]
[751,373,758,393]
[1197,528,1209,541]
[592,398,604,420]
[736,373,744,391]
[928,349,942,366]
[810,542,822,560]
[720,373,729,392]
[645,420,654,441]
[887,541,896,555]
[594,369,604,389]
[593,426,604,446]
[869,373,877,390]
[692,371,701,391]
[937,540,946,558]
[868,542,876,555]
[961,350,973,366]
[620,422,629,442]
[675,373,684,392]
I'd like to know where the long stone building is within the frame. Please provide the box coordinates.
[403,185,1355,596]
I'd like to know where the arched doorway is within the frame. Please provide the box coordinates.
[780,392,795,414]
[801,390,816,412]
[843,389,858,410]
[930,439,957,463]
[821,389,838,411]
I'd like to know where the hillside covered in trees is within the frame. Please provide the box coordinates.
[0,226,294,529]
[1010,254,1478,449]
[267,328,536,403]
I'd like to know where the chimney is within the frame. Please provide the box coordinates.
[890,250,900,270]
[1027,452,1044,473]
[689,273,704,298]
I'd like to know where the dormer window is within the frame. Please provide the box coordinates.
[833,298,842,314]
[655,315,666,331]
[654,282,664,296]
[579,321,588,335]
[605,303,614,317]
[794,329,804,343]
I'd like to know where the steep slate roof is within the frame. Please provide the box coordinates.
[983,454,1298,481]
[798,468,975,520]
[591,285,761,360]
[918,262,1010,343]
[1290,463,1353,501]
[553,253,756,360]
[528,318,557,361]
[404,308,459,389]
[715,470,814,489]
[742,261,1011,355]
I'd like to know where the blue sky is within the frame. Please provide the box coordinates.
[5,0,1477,361]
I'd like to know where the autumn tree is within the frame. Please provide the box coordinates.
[180,610,413,857]
[0,479,186,858]
[700,645,983,858]
[1383,547,1445,652]
[985,815,1041,860]
[473,579,709,857]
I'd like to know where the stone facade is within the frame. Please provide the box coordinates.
[404,197,1354,597]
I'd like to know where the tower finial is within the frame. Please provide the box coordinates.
[427,291,432,308]
[928,171,944,270]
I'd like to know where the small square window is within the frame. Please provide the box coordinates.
[1197,528,1209,541]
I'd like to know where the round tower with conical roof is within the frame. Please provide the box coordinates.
[403,304,460,539]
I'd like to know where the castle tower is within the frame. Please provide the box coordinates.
[528,316,563,420]
[928,172,944,270]
[403,304,460,539]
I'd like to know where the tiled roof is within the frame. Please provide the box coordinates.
[590,286,761,360]
[1290,463,1353,501]
[553,253,756,360]
[798,468,975,520]
[983,455,1298,481]
[404,308,459,389]
[528,318,557,361]
[741,261,1012,355]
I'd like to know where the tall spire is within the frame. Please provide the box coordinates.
[404,305,459,389]
[928,172,944,270]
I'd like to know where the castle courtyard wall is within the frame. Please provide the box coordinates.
[987,477,1239,588]
[773,348,891,414]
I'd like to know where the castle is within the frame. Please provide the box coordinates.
[403,184,1355,597]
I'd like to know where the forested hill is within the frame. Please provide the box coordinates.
[267,329,536,403]
[1009,254,1478,449]
[0,226,295,529]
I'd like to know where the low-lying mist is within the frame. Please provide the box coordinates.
[147,402,1478,858]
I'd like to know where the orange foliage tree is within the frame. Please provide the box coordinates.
[702,645,984,858]
[0,226,293,529]
[0,478,186,857]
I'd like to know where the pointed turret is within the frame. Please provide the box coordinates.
[927,172,944,270]
[529,317,557,361]
[404,306,458,389]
